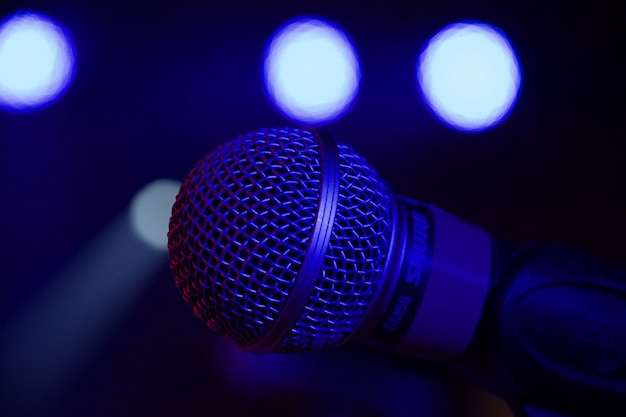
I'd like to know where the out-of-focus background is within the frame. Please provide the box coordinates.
[0,0,623,416]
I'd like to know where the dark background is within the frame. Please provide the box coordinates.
[0,0,624,416]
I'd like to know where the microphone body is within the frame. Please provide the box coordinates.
[383,197,626,416]
[168,127,626,416]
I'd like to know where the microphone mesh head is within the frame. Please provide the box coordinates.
[168,127,393,352]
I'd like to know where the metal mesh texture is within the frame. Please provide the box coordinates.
[168,127,322,347]
[168,127,394,352]
[277,144,394,352]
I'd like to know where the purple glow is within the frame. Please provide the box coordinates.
[263,17,361,125]
[418,22,521,132]
[0,11,76,111]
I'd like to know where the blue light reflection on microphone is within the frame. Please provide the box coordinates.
[0,11,77,112]
[417,21,522,132]
[263,16,361,126]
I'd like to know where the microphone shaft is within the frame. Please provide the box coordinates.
[462,240,626,416]
[360,197,626,415]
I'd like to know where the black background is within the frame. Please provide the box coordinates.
[0,0,624,416]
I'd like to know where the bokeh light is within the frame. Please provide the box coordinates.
[130,179,182,251]
[0,11,76,111]
[417,22,521,132]
[264,17,361,125]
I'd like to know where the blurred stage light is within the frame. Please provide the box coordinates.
[130,179,182,251]
[264,17,360,125]
[0,182,174,416]
[0,11,76,112]
[417,22,521,132]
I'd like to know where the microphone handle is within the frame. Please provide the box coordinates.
[460,238,626,416]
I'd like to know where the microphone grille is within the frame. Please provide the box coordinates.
[168,127,393,352]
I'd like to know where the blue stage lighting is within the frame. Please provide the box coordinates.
[0,209,167,416]
[417,22,521,132]
[264,17,361,125]
[0,11,76,112]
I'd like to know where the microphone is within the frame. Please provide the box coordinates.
[167,127,626,416]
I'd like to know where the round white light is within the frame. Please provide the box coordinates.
[264,17,361,125]
[0,11,76,111]
[418,22,521,132]
[130,179,182,251]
